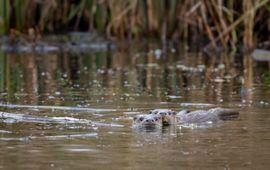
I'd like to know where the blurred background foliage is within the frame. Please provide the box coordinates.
[0,0,270,49]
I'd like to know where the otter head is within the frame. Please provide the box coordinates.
[133,114,162,128]
[149,109,177,126]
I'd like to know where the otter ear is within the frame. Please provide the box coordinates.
[150,110,158,114]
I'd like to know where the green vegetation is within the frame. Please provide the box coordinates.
[0,0,270,49]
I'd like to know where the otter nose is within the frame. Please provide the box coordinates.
[145,119,155,123]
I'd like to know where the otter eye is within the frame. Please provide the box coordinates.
[133,117,137,121]
[172,111,177,115]
[153,111,158,114]
[155,118,158,121]
[168,112,171,115]
[139,117,144,121]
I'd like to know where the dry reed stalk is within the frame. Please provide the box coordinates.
[177,0,202,41]
[146,0,158,33]
[167,0,177,37]
[243,0,255,49]
[211,0,231,47]
[38,0,56,32]
[225,0,237,50]
[74,0,86,30]
[269,13,270,43]
[129,0,143,39]
[205,0,268,49]
[25,0,38,29]
[200,2,217,48]
[91,1,109,32]
[205,0,227,48]
[2,0,270,50]
[37,0,72,32]
[175,0,190,39]
[83,1,94,31]
[0,0,10,33]
[106,0,133,38]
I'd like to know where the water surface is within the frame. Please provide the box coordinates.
[0,44,270,169]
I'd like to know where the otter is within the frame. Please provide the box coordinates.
[149,109,177,125]
[132,114,162,128]
[133,108,239,127]
[176,108,239,124]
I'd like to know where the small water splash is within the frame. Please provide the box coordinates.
[179,121,215,129]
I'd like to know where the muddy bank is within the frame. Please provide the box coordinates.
[0,32,115,53]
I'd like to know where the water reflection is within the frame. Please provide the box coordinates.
[1,48,269,106]
[242,54,254,102]
[0,45,270,169]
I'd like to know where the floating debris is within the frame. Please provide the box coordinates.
[0,32,115,54]
[197,65,206,71]
[0,137,31,142]
[217,64,225,69]
[154,49,162,59]
[64,148,99,153]
[176,64,203,72]
[252,49,270,61]
[0,103,116,113]
[213,77,225,82]
[0,133,98,142]
[0,130,12,134]
[136,63,159,68]
[36,133,98,140]
[0,111,123,128]
[123,112,141,115]
[180,103,215,108]
[167,95,183,99]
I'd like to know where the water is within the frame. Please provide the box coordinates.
[0,44,270,169]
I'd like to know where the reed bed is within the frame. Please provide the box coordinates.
[0,0,270,49]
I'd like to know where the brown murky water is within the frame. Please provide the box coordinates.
[0,43,270,169]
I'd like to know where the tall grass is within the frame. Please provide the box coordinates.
[0,51,5,91]
[0,0,10,33]
[0,0,270,49]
